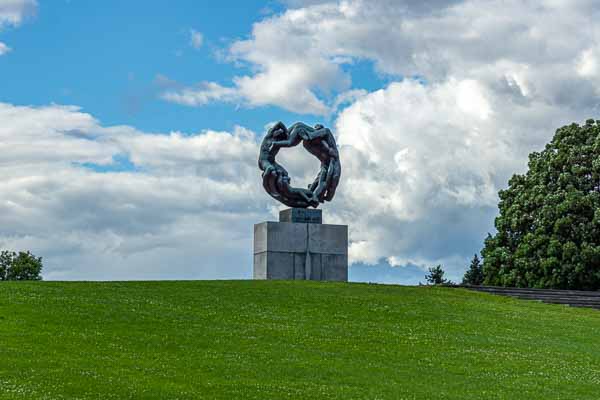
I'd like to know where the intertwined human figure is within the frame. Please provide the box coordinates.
[258,121,341,208]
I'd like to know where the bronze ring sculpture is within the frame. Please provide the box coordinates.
[258,121,341,208]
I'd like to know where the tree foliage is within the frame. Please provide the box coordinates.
[425,265,448,285]
[462,254,484,285]
[0,251,43,281]
[482,119,600,289]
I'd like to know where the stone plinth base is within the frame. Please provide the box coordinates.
[253,211,347,281]
[279,208,322,224]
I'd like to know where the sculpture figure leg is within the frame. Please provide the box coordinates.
[309,165,325,193]
[313,162,332,202]
[324,158,341,201]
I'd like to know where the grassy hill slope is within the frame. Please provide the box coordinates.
[1,281,600,399]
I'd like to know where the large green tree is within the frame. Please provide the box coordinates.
[482,119,600,289]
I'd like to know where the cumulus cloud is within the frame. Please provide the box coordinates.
[163,3,354,115]
[1,85,578,282]
[7,0,600,282]
[0,102,273,280]
[163,0,600,115]
[159,0,600,280]
[0,41,9,54]
[330,78,582,279]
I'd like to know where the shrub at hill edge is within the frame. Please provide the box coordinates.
[482,119,600,290]
[425,265,449,285]
[0,250,43,281]
[462,254,484,286]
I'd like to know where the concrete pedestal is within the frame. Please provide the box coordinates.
[253,210,348,281]
[279,208,322,224]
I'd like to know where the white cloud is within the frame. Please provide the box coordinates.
[0,0,36,27]
[160,0,600,280]
[162,0,600,117]
[0,102,271,280]
[8,0,600,282]
[161,82,239,106]
[190,28,203,49]
[330,78,578,278]
[0,0,36,54]
[576,48,598,78]
[163,3,353,115]
[0,41,9,54]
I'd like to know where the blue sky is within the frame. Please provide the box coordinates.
[1,0,597,283]
[1,1,387,134]
[3,1,288,133]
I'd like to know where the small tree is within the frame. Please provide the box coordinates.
[462,254,484,285]
[425,265,448,285]
[0,251,10,280]
[0,251,43,281]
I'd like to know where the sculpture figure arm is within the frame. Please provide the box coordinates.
[306,127,331,140]
[271,122,316,149]
[272,130,302,149]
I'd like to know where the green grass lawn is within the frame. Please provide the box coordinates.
[1,281,600,399]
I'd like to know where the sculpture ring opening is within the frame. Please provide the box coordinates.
[258,121,341,208]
